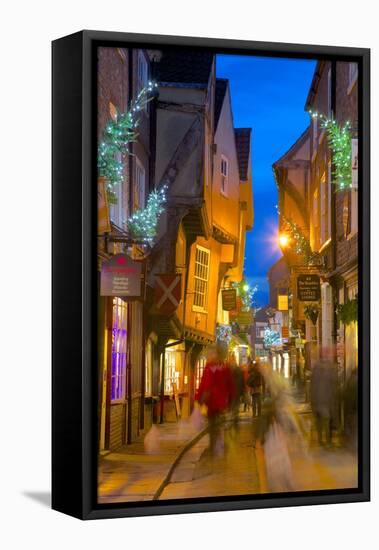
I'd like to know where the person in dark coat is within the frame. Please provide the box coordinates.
[247,359,264,417]
[310,348,338,446]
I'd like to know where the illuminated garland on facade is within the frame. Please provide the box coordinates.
[281,215,313,258]
[216,324,232,345]
[309,112,353,191]
[263,327,281,348]
[127,185,167,243]
[98,82,157,204]
[232,279,258,312]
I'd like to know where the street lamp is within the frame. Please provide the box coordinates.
[279,233,290,248]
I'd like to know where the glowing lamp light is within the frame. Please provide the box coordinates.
[243,284,249,292]
[279,234,290,248]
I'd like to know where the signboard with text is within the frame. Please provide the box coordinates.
[100,254,142,297]
[278,294,289,311]
[236,310,253,326]
[222,288,237,311]
[297,274,321,302]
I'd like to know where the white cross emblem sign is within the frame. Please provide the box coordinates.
[154,274,182,316]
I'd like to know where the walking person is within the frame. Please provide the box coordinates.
[196,343,235,458]
[229,352,244,431]
[310,347,338,447]
[247,359,264,417]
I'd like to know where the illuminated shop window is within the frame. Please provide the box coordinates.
[145,338,153,396]
[195,356,206,390]
[164,348,180,394]
[111,298,128,401]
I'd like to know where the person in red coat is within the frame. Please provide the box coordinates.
[196,343,235,457]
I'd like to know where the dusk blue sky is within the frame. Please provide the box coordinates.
[217,55,316,306]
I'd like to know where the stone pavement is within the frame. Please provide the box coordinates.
[159,418,261,500]
[98,399,358,504]
[98,419,205,503]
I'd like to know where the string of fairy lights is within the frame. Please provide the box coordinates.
[308,111,353,191]
[275,112,355,263]
[98,81,167,243]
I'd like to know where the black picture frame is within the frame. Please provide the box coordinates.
[52,30,370,520]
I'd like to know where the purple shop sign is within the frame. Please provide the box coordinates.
[100,254,142,297]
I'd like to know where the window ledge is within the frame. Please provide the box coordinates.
[192,305,207,314]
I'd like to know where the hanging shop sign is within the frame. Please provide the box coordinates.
[222,288,237,311]
[282,326,289,339]
[155,274,182,316]
[277,294,289,311]
[100,254,142,297]
[297,274,321,302]
[236,310,253,327]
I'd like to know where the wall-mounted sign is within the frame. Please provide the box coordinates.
[100,254,142,297]
[222,288,237,311]
[278,294,288,311]
[297,274,321,302]
[154,274,182,316]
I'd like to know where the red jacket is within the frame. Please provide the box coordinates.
[196,361,235,416]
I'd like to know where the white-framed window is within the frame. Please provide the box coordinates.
[256,326,265,338]
[220,155,229,196]
[327,68,332,117]
[328,161,332,238]
[134,157,146,211]
[349,187,358,236]
[163,348,180,395]
[321,283,334,349]
[137,51,149,111]
[109,151,124,227]
[311,188,319,249]
[320,171,331,245]
[111,298,128,401]
[348,62,358,92]
[195,356,206,390]
[145,338,153,396]
[193,245,210,311]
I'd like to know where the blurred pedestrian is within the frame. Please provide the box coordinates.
[196,343,235,458]
[241,362,250,412]
[247,359,264,417]
[255,367,295,492]
[229,352,244,429]
[310,347,338,447]
[344,368,358,451]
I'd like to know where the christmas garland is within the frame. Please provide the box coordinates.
[263,327,281,348]
[127,185,167,243]
[98,82,168,243]
[277,207,320,265]
[216,324,232,345]
[232,279,258,312]
[98,82,157,204]
[309,112,353,191]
